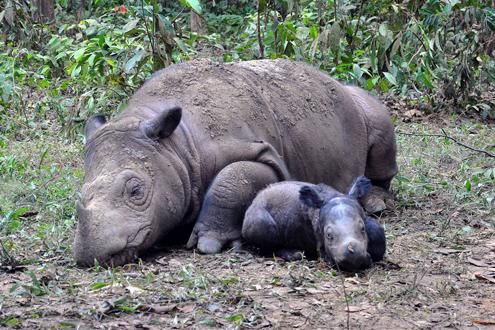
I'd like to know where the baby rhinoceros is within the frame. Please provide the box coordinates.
[242,176,385,272]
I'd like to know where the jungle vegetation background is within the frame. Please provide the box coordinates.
[0,0,495,328]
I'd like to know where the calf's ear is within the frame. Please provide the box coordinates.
[348,176,372,200]
[85,115,107,142]
[299,186,323,209]
[143,105,182,140]
[365,217,386,262]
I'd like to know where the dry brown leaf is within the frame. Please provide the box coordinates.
[306,288,326,294]
[404,109,423,118]
[344,278,361,285]
[472,319,495,325]
[467,257,489,267]
[140,303,178,314]
[474,271,495,284]
[126,284,144,296]
[346,304,372,313]
[434,248,464,255]
[178,303,196,313]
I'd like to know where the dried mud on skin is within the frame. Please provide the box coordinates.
[1,119,495,329]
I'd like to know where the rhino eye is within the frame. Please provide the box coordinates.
[125,178,145,202]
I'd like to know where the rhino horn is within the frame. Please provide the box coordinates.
[143,105,182,140]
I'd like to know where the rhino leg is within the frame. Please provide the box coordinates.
[276,249,306,261]
[187,161,280,254]
[242,204,282,251]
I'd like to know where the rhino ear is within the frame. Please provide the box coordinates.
[85,115,107,141]
[348,176,372,200]
[299,186,323,209]
[365,217,386,262]
[143,106,182,140]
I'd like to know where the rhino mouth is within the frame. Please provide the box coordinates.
[108,248,138,267]
[105,225,153,266]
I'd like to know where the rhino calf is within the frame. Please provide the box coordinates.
[242,176,386,272]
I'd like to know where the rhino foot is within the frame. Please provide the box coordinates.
[276,249,305,261]
[197,236,223,254]
[362,186,395,214]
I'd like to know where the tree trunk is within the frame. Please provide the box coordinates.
[190,11,206,34]
[32,0,55,24]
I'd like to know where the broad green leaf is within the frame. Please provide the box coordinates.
[125,49,145,74]
[73,48,86,62]
[352,64,363,80]
[90,282,109,291]
[464,180,471,192]
[378,23,388,37]
[70,65,82,78]
[87,54,96,67]
[383,72,397,86]
[122,18,140,33]
[179,0,202,15]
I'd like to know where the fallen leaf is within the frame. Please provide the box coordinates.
[346,304,372,313]
[98,301,114,314]
[434,248,464,255]
[178,303,196,313]
[126,285,144,296]
[344,278,361,285]
[139,304,178,314]
[472,319,495,325]
[403,109,423,119]
[306,288,326,294]
[474,271,495,284]
[207,303,221,313]
[467,257,489,267]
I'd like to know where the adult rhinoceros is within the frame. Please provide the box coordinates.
[74,59,397,266]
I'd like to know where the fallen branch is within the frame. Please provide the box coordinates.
[396,129,495,158]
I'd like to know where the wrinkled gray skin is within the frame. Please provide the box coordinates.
[74,59,397,266]
[242,176,386,272]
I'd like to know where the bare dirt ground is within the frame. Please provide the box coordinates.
[0,114,494,329]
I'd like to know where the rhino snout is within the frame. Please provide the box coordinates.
[74,201,143,267]
[333,241,372,272]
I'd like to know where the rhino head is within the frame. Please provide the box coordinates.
[74,104,192,267]
[299,176,386,272]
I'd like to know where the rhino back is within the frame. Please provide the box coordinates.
[127,59,368,191]
[243,181,319,252]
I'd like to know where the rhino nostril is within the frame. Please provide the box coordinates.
[347,243,355,254]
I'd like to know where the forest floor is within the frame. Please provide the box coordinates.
[0,100,494,329]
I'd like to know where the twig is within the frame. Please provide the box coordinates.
[350,0,365,53]
[256,0,264,58]
[141,0,155,62]
[396,129,495,158]
[335,263,350,330]
[333,0,337,22]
